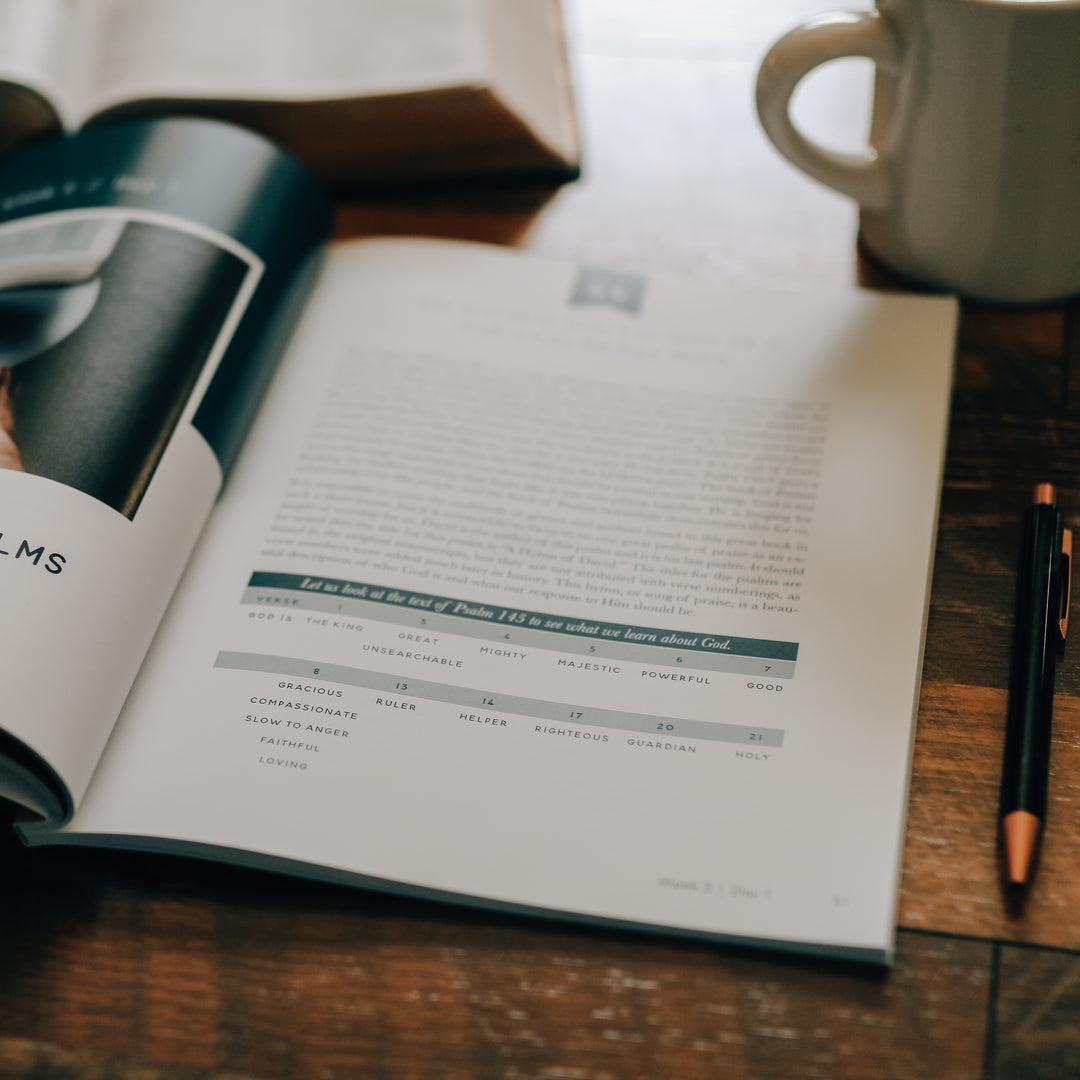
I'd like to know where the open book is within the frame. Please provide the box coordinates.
[0,0,579,184]
[0,118,958,965]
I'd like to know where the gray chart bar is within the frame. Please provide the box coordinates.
[217,650,785,748]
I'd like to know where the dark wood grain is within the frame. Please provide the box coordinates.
[994,944,1080,1080]
[4,2,1080,1076]
[0,840,993,1080]
[899,684,1080,947]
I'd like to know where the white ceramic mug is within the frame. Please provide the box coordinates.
[756,0,1080,304]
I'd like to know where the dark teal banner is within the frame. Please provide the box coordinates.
[247,571,799,661]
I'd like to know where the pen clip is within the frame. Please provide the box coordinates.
[1059,527,1072,642]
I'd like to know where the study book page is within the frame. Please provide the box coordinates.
[0,118,331,819]
[0,208,262,816]
[38,238,958,962]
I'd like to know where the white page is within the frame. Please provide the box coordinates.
[81,0,490,112]
[46,239,957,962]
[0,208,261,812]
[0,0,96,127]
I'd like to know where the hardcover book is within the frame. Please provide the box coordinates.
[0,0,580,184]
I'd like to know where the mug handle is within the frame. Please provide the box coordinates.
[755,11,900,210]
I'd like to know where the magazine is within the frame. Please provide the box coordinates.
[0,117,958,964]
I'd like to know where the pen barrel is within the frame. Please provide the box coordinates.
[1000,504,1063,819]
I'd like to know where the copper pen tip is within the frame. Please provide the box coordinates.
[1003,810,1041,885]
[1033,483,1057,506]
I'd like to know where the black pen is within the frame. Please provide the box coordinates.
[1000,483,1072,886]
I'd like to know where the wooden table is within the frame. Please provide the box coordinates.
[3,3,1079,1077]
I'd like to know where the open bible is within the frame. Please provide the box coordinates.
[0,118,957,964]
[0,0,579,184]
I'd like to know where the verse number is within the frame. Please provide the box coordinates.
[656,723,674,732]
